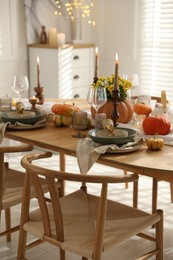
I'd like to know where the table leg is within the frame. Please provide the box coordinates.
[59,152,65,197]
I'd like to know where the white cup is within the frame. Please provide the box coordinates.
[57,33,66,46]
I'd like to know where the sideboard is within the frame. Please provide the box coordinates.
[28,43,95,99]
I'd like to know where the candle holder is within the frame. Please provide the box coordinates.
[29,97,38,110]
[93,77,98,84]
[34,86,44,105]
[111,89,120,127]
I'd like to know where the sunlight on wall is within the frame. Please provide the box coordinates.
[0,23,2,56]
[58,47,73,98]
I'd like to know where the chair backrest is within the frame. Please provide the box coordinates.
[21,151,139,255]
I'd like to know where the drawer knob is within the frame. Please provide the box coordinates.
[74,94,80,98]
[74,75,79,80]
[73,55,79,60]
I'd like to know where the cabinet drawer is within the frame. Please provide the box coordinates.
[72,86,89,99]
[72,68,90,87]
[72,49,90,68]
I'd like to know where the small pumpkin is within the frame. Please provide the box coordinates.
[142,114,171,135]
[91,99,133,124]
[133,103,152,116]
[53,115,72,127]
[146,137,164,150]
[51,103,79,116]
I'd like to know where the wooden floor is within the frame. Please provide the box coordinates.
[1,149,173,260]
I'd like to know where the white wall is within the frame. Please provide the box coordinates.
[0,0,139,97]
[0,0,28,97]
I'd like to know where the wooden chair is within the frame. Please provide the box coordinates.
[17,151,163,260]
[0,138,53,242]
[0,138,33,242]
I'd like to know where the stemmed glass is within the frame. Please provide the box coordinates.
[123,74,139,104]
[87,86,107,113]
[11,76,29,101]
[72,111,88,138]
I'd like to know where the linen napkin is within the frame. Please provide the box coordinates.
[0,122,10,143]
[0,117,47,144]
[76,137,142,175]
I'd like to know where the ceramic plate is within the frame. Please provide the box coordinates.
[1,110,41,124]
[88,127,137,145]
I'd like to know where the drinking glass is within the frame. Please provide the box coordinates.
[92,87,107,113]
[11,76,29,101]
[87,86,95,107]
[123,74,139,103]
[72,111,88,138]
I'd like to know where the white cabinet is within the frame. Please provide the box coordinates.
[28,44,95,99]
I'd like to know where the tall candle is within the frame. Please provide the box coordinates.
[37,56,40,88]
[94,47,99,79]
[161,90,167,109]
[49,28,57,45]
[114,53,119,90]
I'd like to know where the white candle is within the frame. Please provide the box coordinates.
[114,53,119,90]
[37,56,40,88]
[57,33,66,46]
[49,28,57,45]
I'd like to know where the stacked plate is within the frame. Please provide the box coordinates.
[1,110,42,125]
[88,127,137,145]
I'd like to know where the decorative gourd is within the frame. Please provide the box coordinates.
[133,103,152,116]
[51,103,79,116]
[91,99,133,124]
[142,115,171,135]
[146,137,164,150]
[53,115,72,127]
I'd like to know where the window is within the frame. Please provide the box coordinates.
[139,0,173,101]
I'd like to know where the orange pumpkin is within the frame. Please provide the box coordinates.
[133,103,152,116]
[51,104,79,116]
[91,99,133,124]
[142,115,171,135]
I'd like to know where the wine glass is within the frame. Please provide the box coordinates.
[92,87,107,113]
[11,76,29,101]
[87,86,95,107]
[123,74,139,104]
[72,111,88,138]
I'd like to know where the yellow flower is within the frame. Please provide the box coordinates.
[92,75,132,101]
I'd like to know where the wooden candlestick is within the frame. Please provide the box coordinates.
[29,96,38,110]
[112,53,120,126]
[34,86,44,105]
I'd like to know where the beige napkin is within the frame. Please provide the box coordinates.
[0,118,47,144]
[0,122,10,143]
[76,138,142,174]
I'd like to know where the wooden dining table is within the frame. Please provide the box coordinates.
[3,99,173,204]
[4,121,173,190]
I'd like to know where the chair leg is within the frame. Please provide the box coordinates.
[82,257,88,260]
[60,248,65,260]
[5,208,11,242]
[152,178,158,214]
[155,209,163,260]
[170,182,173,203]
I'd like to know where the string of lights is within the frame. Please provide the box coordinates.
[54,0,95,26]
